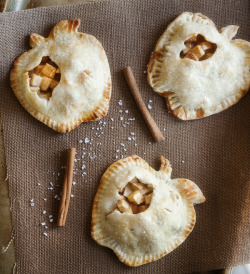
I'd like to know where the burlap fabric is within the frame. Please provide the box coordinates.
[0,0,249,273]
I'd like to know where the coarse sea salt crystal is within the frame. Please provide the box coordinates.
[149,99,152,103]
[110,118,114,121]
[181,160,185,164]
[43,198,47,201]
[71,194,74,198]
[119,110,122,113]
[43,232,48,236]
[148,104,152,110]
[41,222,46,226]
[120,117,124,121]
[43,210,46,215]
[125,110,128,113]
[118,100,122,106]
[49,215,53,219]
[30,203,35,207]
[37,183,41,186]
[49,219,53,223]
[85,137,90,144]
[79,140,83,144]
[72,181,76,185]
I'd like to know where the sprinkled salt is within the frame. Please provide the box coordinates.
[149,99,152,103]
[128,137,132,141]
[30,203,35,207]
[41,222,46,226]
[72,181,76,185]
[54,195,58,199]
[43,232,48,237]
[143,70,147,74]
[49,219,53,223]
[148,142,152,145]
[120,143,125,147]
[110,118,114,121]
[116,149,120,153]
[120,117,124,121]
[181,160,185,164]
[119,110,122,113]
[45,226,48,229]
[43,198,47,201]
[130,132,135,135]
[43,210,46,215]
[118,100,122,106]
[81,164,86,170]
[125,110,128,113]
[37,183,41,186]
[71,194,74,198]
[50,182,53,187]
[79,139,83,144]
[147,104,152,110]
[85,137,90,144]
[49,215,53,219]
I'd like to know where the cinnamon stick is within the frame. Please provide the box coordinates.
[122,66,165,142]
[57,147,76,227]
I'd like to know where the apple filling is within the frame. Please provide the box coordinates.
[28,56,61,100]
[117,177,153,214]
[180,34,217,61]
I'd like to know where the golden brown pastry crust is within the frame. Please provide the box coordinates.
[91,155,205,266]
[147,12,250,120]
[10,19,111,133]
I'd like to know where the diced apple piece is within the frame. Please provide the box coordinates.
[123,184,133,198]
[190,45,205,59]
[41,63,56,78]
[130,203,138,214]
[184,51,199,61]
[203,52,213,60]
[30,74,42,87]
[40,76,52,91]
[127,190,144,205]
[130,180,144,191]
[56,67,60,73]
[145,192,153,205]
[137,205,148,213]
[185,36,197,44]
[49,79,59,89]
[30,86,40,92]
[35,65,44,75]
[38,92,51,100]
[117,199,132,213]
[199,42,212,51]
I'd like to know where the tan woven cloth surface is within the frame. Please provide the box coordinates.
[0,0,249,273]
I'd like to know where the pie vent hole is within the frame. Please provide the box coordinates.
[180,34,217,61]
[117,177,153,214]
[28,56,61,100]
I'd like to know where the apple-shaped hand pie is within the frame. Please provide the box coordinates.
[10,19,111,133]
[91,155,205,266]
[147,12,250,120]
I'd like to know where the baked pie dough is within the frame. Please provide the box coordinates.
[10,19,111,133]
[147,12,250,120]
[91,155,205,266]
